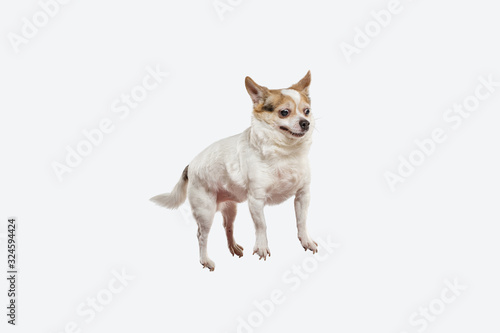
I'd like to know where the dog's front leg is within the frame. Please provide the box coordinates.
[295,186,318,253]
[248,196,271,260]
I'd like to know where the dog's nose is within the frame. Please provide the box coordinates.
[300,119,310,131]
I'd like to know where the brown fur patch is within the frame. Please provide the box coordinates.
[290,70,311,96]
[297,91,311,105]
[182,165,189,181]
[262,104,274,112]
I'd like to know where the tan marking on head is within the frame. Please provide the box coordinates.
[254,88,311,124]
[253,90,281,124]
[281,89,310,117]
[249,72,312,127]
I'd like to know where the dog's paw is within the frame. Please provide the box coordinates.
[299,236,318,254]
[253,245,271,260]
[200,258,215,271]
[229,242,244,258]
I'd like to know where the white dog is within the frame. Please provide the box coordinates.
[151,71,317,271]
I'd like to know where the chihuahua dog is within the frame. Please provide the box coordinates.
[151,71,317,271]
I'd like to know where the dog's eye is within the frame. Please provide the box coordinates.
[304,108,310,115]
[280,109,290,117]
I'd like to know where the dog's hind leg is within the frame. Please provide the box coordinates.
[221,201,244,257]
[189,186,217,271]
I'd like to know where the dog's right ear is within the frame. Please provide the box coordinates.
[290,70,311,96]
[245,76,268,106]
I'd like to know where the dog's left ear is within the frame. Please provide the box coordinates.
[245,76,269,106]
[290,70,311,96]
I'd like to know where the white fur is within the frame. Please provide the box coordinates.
[281,89,301,107]
[151,88,316,271]
[150,172,188,209]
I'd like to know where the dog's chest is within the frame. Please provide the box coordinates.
[264,161,308,204]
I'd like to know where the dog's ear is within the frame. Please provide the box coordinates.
[245,76,268,105]
[291,70,311,96]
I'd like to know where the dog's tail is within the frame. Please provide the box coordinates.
[150,165,189,209]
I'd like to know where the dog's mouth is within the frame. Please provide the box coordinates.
[279,126,306,137]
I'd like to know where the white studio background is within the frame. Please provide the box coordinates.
[0,0,499,332]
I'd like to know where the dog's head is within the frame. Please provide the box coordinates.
[245,71,313,140]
